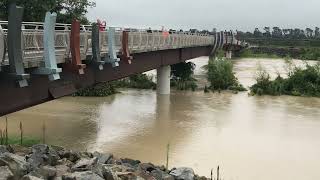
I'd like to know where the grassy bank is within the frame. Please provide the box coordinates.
[250,63,320,97]
[205,57,246,92]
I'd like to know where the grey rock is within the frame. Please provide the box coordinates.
[93,152,113,164]
[56,164,71,177]
[0,152,31,178]
[30,166,56,179]
[120,158,140,167]
[57,150,80,163]
[71,157,97,172]
[62,171,104,180]
[0,146,9,154]
[27,144,60,168]
[0,166,14,180]
[169,167,194,180]
[21,175,44,180]
[138,163,156,172]
[151,169,174,180]
[100,165,119,180]
[9,145,30,156]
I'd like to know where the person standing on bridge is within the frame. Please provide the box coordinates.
[97,19,106,31]
[162,26,170,38]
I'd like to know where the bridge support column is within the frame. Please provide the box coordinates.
[226,51,232,59]
[157,65,171,95]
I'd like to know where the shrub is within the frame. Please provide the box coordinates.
[171,62,198,91]
[250,63,320,97]
[206,57,246,91]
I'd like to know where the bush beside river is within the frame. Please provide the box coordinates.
[250,63,320,97]
[240,47,320,60]
[205,58,246,92]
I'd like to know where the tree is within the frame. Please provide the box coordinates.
[0,0,95,24]
[253,28,262,37]
[305,28,314,38]
[263,27,271,37]
[272,27,283,38]
[171,62,196,81]
[315,27,319,38]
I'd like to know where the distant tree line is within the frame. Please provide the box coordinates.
[237,27,320,40]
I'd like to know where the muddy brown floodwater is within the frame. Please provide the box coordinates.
[3,57,320,180]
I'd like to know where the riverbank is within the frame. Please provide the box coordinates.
[0,144,208,180]
[240,47,320,60]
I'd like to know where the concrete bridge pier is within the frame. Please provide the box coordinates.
[157,65,171,95]
[226,51,232,59]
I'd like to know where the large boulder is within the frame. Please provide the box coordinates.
[120,158,141,167]
[62,171,104,180]
[28,165,57,179]
[71,157,98,172]
[0,146,10,154]
[93,152,113,164]
[21,175,44,180]
[151,169,174,180]
[169,167,195,180]
[0,152,31,178]
[9,145,31,156]
[27,144,60,168]
[0,166,14,180]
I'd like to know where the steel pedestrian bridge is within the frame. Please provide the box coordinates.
[0,3,246,116]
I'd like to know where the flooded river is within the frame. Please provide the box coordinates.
[3,57,320,180]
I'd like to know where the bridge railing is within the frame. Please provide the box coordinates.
[0,21,215,68]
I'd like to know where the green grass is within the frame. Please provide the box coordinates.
[1,137,41,147]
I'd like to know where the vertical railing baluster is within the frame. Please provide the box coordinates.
[33,12,62,81]
[8,2,29,87]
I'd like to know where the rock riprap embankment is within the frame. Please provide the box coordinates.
[0,144,208,180]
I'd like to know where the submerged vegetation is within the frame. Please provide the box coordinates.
[74,73,156,97]
[171,62,198,91]
[205,57,246,92]
[250,62,320,97]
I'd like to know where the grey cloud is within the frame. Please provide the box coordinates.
[87,0,320,31]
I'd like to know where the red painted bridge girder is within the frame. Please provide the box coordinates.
[0,46,212,116]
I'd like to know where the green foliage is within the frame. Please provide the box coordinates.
[171,62,195,81]
[250,63,320,97]
[171,79,198,91]
[0,0,95,24]
[299,48,320,60]
[171,62,198,91]
[4,137,41,147]
[206,57,246,91]
[74,82,118,97]
[74,74,156,97]
[126,74,156,89]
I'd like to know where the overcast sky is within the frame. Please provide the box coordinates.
[87,0,320,31]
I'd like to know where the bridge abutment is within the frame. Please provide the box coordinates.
[157,65,171,95]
